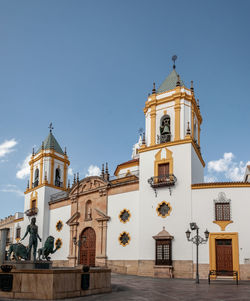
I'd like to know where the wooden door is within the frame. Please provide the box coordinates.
[158,163,169,182]
[216,239,233,275]
[79,227,96,266]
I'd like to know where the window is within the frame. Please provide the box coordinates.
[214,192,231,223]
[34,168,39,187]
[160,115,171,143]
[16,227,21,239]
[158,163,169,182]
[31,199,36,209]
[156,201,172,218]
[55,168,61,187]
[119,232,130,247]
[215,203,230,221]
[119,209,131,223]
[155,240,172,265]
[56,220,63,232]
[55,238,62,249]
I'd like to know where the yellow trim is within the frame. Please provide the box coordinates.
[30,152,70,166]
[30,163,34,189]
[25,182,68,194]
[14,217,24,223]
[198,123,201,146]
[156,201,172,218]
[154,148,173,177]
[56,220,63,232]
[55,238,63,249]
[191,107,194,139]
[139,137,205,167]
[192,183,250,189]
[150,105,156,146]
[213,220,233,231]
[119,209,131,224]
[15,237,21,242]
[174,98,181,141]
[114,161,139,176]
[50,157,54,185]
[63,162,67,189]
[118,231,131,247]
[144,88,202,123]
[30,191,38,209]
[39,155,43,185]
[209,232,239,278]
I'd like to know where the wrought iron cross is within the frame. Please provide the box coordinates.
[49,122,54,133]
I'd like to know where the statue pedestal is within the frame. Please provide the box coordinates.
[4,260,52,270]
[0,267,111,299]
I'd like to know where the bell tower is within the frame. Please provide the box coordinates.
[143,56,202,149]
[22,124,70,244]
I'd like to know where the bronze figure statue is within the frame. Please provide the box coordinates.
[21,217,41,261]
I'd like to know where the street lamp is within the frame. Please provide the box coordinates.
[185,223,209,284]
[73,235,87,266]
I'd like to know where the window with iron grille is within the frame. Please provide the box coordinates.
[215,202,230,221]
[16,227,21,239]
[155,239,172,265]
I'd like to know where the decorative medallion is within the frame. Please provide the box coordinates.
[55,238,62,249]
[119,232,131,247]
[119,209,131,223]
[156,201,172,218]
[56,220,63,232]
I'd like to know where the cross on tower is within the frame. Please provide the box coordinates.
[49,122,54,133]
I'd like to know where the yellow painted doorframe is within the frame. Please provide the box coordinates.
[209,232,239,278]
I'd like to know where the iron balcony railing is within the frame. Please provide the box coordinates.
[25,207,38,217]
[148,174,177,188]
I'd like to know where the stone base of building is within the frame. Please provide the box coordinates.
[0,267,111,300]
[107,260,194,278]
[52,260,70,268]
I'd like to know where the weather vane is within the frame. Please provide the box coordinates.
[49,122,54,133]
[172,55,177,69]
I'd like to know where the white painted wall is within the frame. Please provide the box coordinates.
[138,143,194,261]
[49,205,71,260]
[107,190,139,260]
[192,187,250,264]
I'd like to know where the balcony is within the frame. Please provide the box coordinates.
[148,174,177,196]
[25,207,38,217]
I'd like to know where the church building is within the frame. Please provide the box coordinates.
[4,60,250,280]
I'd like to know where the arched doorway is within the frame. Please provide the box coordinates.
[79,227,96,266]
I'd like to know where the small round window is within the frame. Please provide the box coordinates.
[55,238,62,249]
[119,232,130,247]
[119,209,131,223]
[156,201,172,218]
[56,220,63,232]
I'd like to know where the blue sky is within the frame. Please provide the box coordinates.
[0,0,250,218]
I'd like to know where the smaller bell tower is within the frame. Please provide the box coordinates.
[22,124,70,244]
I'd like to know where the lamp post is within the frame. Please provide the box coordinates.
[185,223,209,284]
[73,235,87,266]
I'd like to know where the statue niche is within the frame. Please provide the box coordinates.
[160,115,171,143]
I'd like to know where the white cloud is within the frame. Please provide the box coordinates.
[85,165,101,177]
[68,168,73,176]
[0,139,17,158]
[208,152,234,173]
[204,175,218,183]
[206,152,250,182]
[0,184,23,197]
[16,154,32,179]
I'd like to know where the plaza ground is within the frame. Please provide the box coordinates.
[2,273,250,301]
[66,273,250,301]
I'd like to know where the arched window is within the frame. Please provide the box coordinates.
[160,115,171,143]
[85,200,92,221]
[55,168,61,187]
[34,168,39,187]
